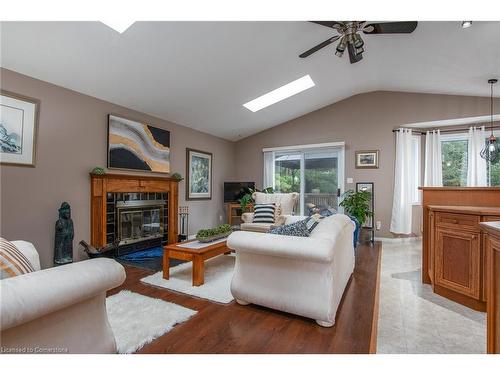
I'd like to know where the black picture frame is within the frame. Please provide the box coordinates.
[186,148,213,201]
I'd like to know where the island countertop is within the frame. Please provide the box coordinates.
[480,221,500,237]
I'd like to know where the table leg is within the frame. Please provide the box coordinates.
[192,255,205,286]
[163,249,170,280]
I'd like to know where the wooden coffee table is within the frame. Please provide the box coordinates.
[163,240,230,286]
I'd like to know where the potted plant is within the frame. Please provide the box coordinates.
[239,186,274,212]
[196,224,232,243]
[339,189,373,244]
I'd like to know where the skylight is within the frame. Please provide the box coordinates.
[243,75,315,112]
[101,20,135,34]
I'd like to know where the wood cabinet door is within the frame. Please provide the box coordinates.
[487,235,500,353]
[435,228,481,299]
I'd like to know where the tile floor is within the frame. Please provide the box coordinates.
[376,239,486,353]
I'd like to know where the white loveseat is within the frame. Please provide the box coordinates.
[227,214,355,327]
[0,241,126,353]
[240,192,299,233]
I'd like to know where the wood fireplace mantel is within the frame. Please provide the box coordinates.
[90,173,179,248]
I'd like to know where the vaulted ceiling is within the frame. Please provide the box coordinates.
[1,21,499,140]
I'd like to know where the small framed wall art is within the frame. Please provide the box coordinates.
[107,114,171,173]
[186,148,213,200]
[0,91,40,167]
[355,150,379,169]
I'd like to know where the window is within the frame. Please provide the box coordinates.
[441,133,468,187]
[265,143,345,215]
[438,131,500,187]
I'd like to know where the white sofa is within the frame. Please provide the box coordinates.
[0,241,126,354]
[240,192,299,233]
[227,214,355,327]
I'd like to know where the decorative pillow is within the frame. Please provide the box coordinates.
[0,237,36,280]
[304,214,324,233]
[269,219,310,237]
[252,203,276,224]
[274,204,282,221]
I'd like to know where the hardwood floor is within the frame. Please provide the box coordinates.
[108,241,382,354]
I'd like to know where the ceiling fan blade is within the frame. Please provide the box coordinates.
[310,21,344,29]
[347,43,363,64]
[363,21,418,34]
[299,35,340,58]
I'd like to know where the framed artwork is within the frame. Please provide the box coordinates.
[355,150,379,169]
[107,114,170,173]
[356,182,374,229]
[0,91,39,167]
[186,148,212,200]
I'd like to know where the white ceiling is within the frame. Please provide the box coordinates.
[1,21,499,141]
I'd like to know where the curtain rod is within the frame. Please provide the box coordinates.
[392,125,500,135]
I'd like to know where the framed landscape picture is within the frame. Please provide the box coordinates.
[107,114,170,173]
[0,91,39,167]
[186,148,212,200]
[355,150,379,169]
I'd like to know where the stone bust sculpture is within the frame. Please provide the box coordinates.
[54,202,74,265]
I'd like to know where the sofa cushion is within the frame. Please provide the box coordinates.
[240,222,274,233]
[252,203,276,224]
[0,237,36,279]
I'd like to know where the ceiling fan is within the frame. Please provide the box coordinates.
[299,21,418,64]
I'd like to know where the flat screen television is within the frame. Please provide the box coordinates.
[224,182,255,203]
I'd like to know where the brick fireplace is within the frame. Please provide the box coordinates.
[90,173,179,254]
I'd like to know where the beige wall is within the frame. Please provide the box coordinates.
[3,68,499,266]
[233,91,500,237]
[0,68,235,268]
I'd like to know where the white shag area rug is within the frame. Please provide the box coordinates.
[106,290,197,354]
[140,254,235,304]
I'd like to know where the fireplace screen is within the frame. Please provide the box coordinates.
[117,203,164,245]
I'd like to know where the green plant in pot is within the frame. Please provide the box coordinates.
[339,189,373,242]
[239,186,274,212]
[196,224,232,243]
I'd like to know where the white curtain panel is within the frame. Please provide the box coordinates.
[262,151,275,189]
[467,126,487,187]
[390,128,415,235]
[424,130,443,186]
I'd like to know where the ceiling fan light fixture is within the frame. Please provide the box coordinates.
[335,36,347,57]
[353,34,364,48]
[461,21,473,28]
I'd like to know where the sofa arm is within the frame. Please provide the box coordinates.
[227,231,334,263]
[0,258,125,331]
[241,212,254,223]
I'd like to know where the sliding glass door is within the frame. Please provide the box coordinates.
[271,146,344,215]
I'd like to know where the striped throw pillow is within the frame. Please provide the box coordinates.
[252,203,276,224]
[0,237,36,280]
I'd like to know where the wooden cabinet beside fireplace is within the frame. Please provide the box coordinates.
[90,173,179,248]
[428,205,500,311]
